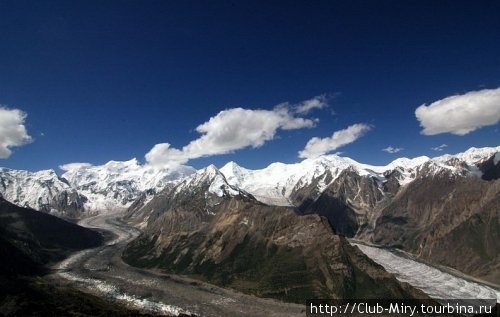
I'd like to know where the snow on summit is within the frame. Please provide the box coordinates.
[0,159,195,214]
[0,146,498,213]
[61,159,196,212]
[219,146,500,206]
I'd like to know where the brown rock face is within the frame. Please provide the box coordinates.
[368,171,500,284]
[291,155,500,286]
[300,169,386,238]
[123,168,424,303]
[288,170,335,209]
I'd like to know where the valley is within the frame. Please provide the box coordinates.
[51,211,499,317]
[51,211,306,317]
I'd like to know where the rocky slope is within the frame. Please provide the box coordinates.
[0,197,165,317]
[0,196,102,275]
[219,146,500,285]
[368,165,500,284]
[123,166,425,303]
[303,148,500,285]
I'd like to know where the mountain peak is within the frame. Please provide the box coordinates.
[33,168,58,176]
[448,146,500,165]
[221,161,243,171]
[387,156,431,170]
[169,163,247,201]
[202,164,220,176]
[103,158,141,170]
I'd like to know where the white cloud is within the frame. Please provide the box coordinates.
[144,143,188,167]
[298,123,372,159]
[0,107,32,159]
[59,162,93,171]
[415,87,500,135]
[145,103,317,168]
[431,144,448,151]
[294,94,329,114]
[382,146,403,154]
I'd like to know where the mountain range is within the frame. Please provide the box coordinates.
[2,147,498,215]
[0,159,195,216]
[1,146,499,302]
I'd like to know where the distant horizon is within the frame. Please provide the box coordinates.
[1,143,498,175]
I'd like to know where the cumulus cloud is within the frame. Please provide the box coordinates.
[146,103,317,168]
[431,144,448,151]
[415,87,500,135]
[382,146,403,154]
[294,94,329,114]
[145,143,188,167]
[298,123,372,159]
[0,107,32,159]
[59,162,93,171]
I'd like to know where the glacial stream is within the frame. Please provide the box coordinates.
[351,242,500,303]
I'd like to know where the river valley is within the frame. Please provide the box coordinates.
[50,212,499,316]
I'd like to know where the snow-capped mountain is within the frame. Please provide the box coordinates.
[124,164,251,228]
[171,164,246,199]
[0,159,195,215]
[61,158,195,212]
[1,146,498,216]
[220,146,500,207]
[220,157,351,206]
[0,168,85,216]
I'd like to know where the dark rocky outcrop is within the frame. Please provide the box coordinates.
[478,154,500,181]
[0,197,102,275]
[0,198,150,317]
[300,169,385,237]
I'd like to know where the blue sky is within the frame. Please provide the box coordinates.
[0,0,499,172]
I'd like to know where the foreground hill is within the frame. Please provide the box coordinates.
[0,197,157,316]
[0,196,103,275]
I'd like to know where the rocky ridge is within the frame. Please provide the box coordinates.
[123,165,425,303]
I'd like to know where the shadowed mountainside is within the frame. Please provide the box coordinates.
[0,197,163,316]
